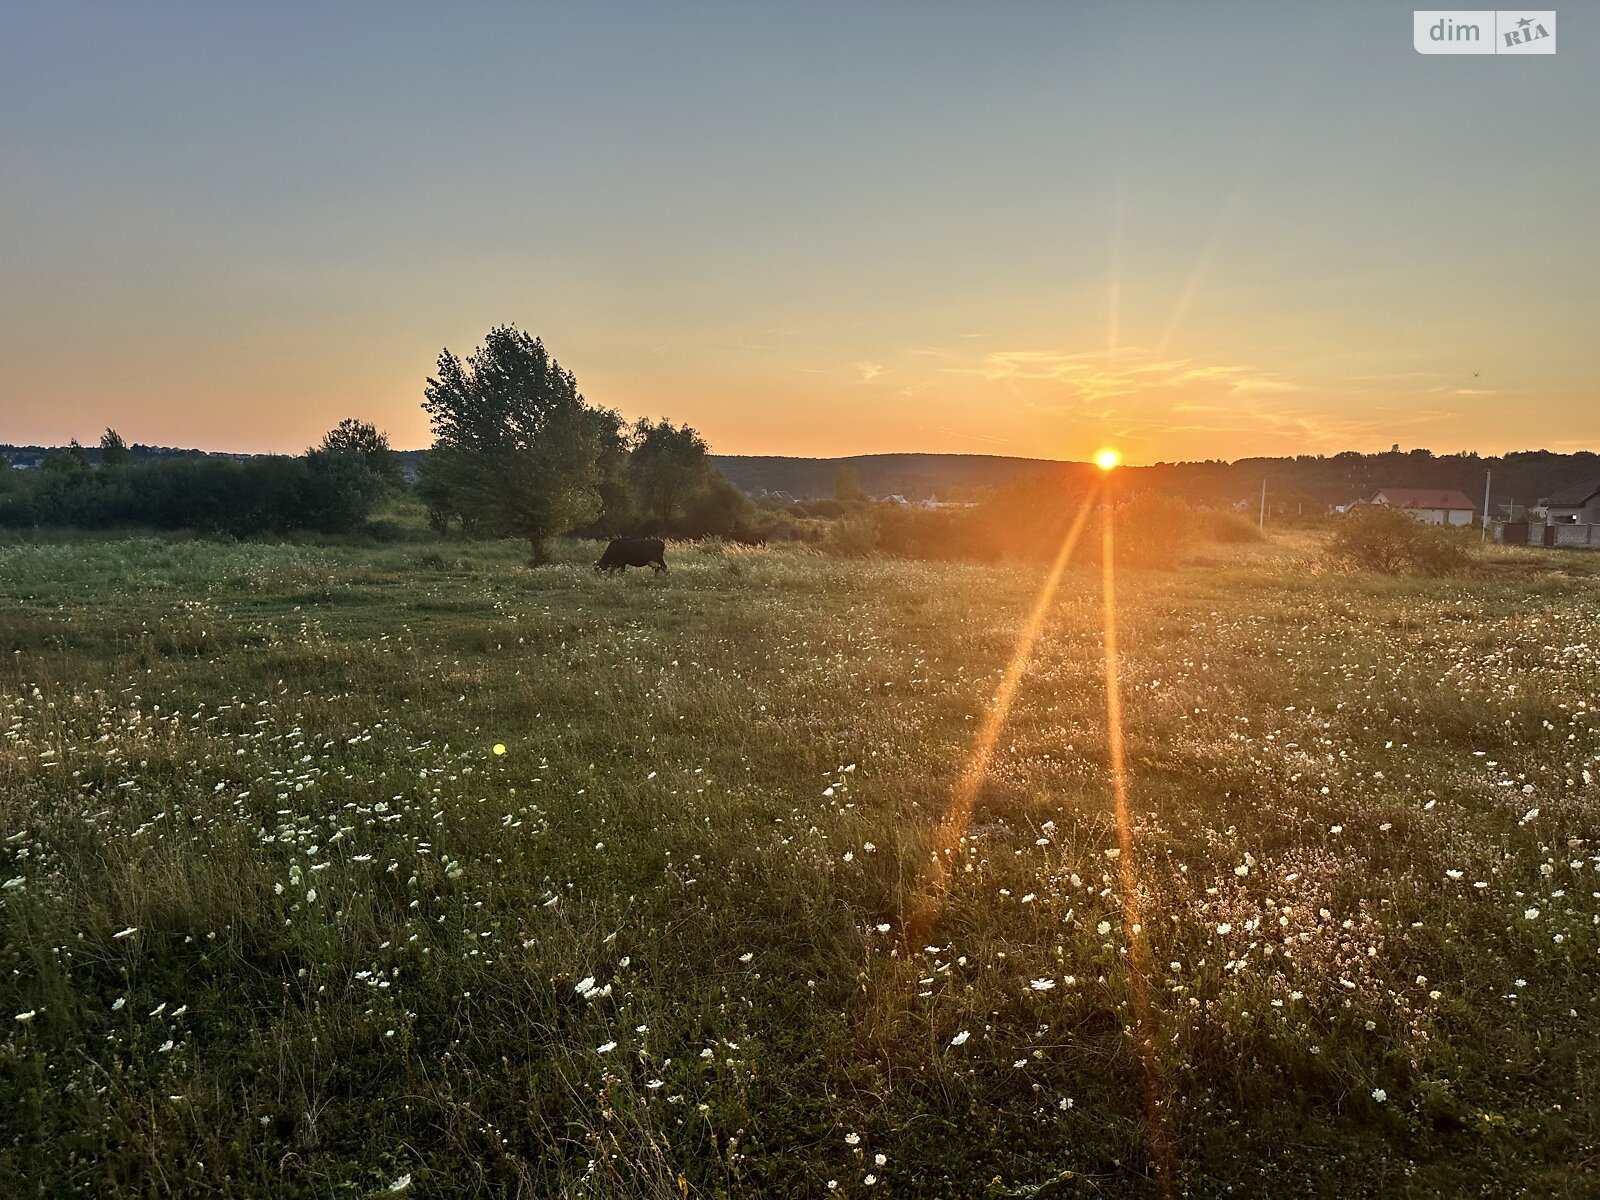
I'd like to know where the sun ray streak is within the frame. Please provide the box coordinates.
[899,492,1099,952]
[879,480,1175,1192]
[1100,499,1176,1192]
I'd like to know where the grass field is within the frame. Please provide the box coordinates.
[2,533,1597,1197]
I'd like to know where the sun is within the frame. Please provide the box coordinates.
[1095,449,1121,471]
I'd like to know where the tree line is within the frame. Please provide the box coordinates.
[0,423,396,535]
[0,326,755,551]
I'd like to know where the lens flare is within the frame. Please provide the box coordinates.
[898,493,1099,952]
[1099,502,1174,1191]
[865,476,1173,1191]
[1095,449,1121,471]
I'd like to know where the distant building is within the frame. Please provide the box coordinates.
[1541,477,1600,525]
[1368,487,1477,526]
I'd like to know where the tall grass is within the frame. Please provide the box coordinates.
[2,535,1596,1196]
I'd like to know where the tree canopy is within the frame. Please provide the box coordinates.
[421,326,621,560]
[99,428,130,468]
[319,418,401,487]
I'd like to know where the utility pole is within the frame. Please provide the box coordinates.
[1258,477,1267,532]
[1481,468,1492,545]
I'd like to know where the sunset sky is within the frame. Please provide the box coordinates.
[3,3,1595,463]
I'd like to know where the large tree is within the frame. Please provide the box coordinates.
[624,418,751,536]
[421,326,620,562]
[98,428,130,468]
[627,419,712,530]
[318,418,402,487]
[42,440,91,473]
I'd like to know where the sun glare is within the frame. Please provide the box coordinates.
[1095,448,1121,471]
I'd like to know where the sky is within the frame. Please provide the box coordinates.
[2,3,1595,464]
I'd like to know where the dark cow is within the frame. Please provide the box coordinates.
[595,537,668,574]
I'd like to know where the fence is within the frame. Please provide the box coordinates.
[1497,522,1600,548]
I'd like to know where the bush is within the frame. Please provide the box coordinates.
[823,505,989,560]
[1324,507,1471,576]
[1105,490,1193,567]
[1194,509,1265,543]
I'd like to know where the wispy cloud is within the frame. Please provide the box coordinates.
[938,346,1298,408]
[913,340,1492,455]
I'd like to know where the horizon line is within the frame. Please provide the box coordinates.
[2,437,1596,471]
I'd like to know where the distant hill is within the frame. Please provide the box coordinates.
[712,449,1600,514]
[710,453,1067,500]
[7,442,1598,515]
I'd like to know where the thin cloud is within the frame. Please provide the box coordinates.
[940,346,1298,407]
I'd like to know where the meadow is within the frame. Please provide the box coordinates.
[1,532,1597,1197]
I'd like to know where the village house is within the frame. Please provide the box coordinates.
[1367,487,1477,526]
[1541,477,1600,525]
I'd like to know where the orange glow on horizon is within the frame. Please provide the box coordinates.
[1096,448,1121,471]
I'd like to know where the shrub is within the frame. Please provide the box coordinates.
[823,505,991,561]
[1194,509,1265,543]
[1324,506,1471,576]
[1107,490,1194,567]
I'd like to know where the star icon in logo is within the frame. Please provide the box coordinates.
[1517,16,1533,29]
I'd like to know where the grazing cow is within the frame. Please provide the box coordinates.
[595,537,668,574]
